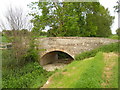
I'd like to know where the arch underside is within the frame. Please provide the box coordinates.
[40,50,74,66]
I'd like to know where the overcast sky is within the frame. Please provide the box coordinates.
[0,0,118,34]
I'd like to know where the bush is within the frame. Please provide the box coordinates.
[75,42,119,60]
[109,34,119,40]
[98,42,118,52]
[2,49,17,68]
[116,28,120,36]
[2,34,39,68]
[2,62,53,88]
[18,37,39,66]
[22,48,39,63]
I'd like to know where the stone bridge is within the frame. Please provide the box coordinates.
[35,37,118,66]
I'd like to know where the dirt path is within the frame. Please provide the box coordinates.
[101,52,118,88]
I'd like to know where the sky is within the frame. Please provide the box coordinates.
[0,0,118,34]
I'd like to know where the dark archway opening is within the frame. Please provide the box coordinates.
[40,51,74,71]
[56,51,74,64]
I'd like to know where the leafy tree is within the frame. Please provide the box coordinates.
[29,2,114,37]
[81,3,113,37]
[114,0,120,12]
[116,28,120,36]
[114,0,120,33]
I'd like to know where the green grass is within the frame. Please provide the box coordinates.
[2,62,53,88]
[2,35,118,88]
[73,52,104,88]
[47,52,105,88]
[105,55,118,88]
[39,36,47,37]
[2,49,53,88]
[2,49,20,68]
[46,52,118,88]
[75,42,118,61]
[108,34,119,40]
[1,35,53,88]
[1,36,9,43]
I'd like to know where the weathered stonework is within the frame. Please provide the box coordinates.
[36,37,118,65]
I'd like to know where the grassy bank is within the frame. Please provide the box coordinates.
[2,61,53,88]
[1,35,53,88]
[45,42,119,88]
[44,52,104,88]
[75,42,118,61]
[2,49,53,88]
[73,52,104,88]
[2,35,118,88]
[108,34,119,40]
[1,36,9,43]
[102,53,118,88]
[44,52,118,88]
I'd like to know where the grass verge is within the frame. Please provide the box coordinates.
[102,53,118,88]
[108,34,119,40]
[44,52,118,88]
[75,42,118,61]
[44,52,105,88]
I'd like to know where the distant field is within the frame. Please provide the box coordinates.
[43,52,118,88]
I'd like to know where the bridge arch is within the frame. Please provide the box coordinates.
[40,50,74,66]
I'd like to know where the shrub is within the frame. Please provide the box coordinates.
[98,42,118,52]
[75,42,119,61]
[19,37,39,66]
[109,34,119,40]
[116,28,120,36]
[2,62,53,88]
[22,48,39,63]
[2,33,39,67]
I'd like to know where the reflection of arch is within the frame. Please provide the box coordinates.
[40,50,74,66]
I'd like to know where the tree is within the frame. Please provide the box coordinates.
[87,5,113,37]
[0,6,32,31]
[114,0,120,30]
[29,2,114,37]
[0,5,34,66]
[116,28,120,36]
[114,0,120,12]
